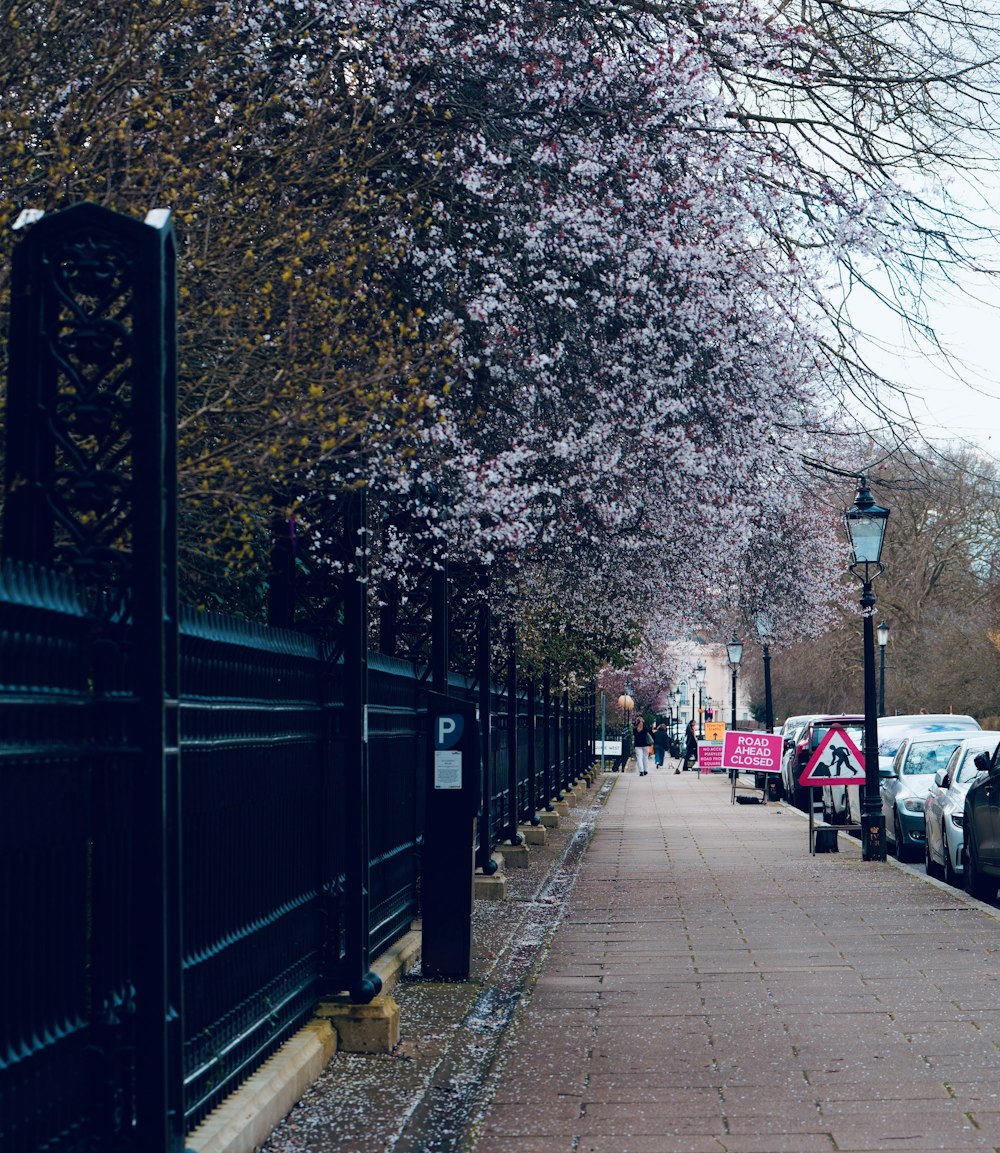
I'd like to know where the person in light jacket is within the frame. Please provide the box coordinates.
[633,716,653,776]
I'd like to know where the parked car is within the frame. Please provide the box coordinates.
[878,713,980,774]
[844,713,983,825]
[962,738,1000,900]
[882,731,970,860]
[780,715,821,806]
[787,714,864,815]
[924,732,1000,885]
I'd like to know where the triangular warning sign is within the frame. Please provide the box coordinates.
[798,724,866,786]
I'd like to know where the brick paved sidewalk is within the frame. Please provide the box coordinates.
[471,769,1000,1153]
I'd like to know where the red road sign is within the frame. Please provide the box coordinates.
[798,725,866,786]
[722,731,784,773]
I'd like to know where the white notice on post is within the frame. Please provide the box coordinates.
[434,749,462,789]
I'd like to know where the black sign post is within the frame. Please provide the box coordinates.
[422,695,481,980]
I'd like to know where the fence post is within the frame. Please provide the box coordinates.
[542,668,553,811]
[431,560,449,695]
[5,202,183,1153]
[342,489,381,1002]
[562,682,571,795]
[475,603,498,874]
[505,624,523,842]
[526,674,539,824]
[267,513,296,628]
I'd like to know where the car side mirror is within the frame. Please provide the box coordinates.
[783,738,793,751]
[934,768,947,787]
[975,750,995,774]
[879,765,895,779]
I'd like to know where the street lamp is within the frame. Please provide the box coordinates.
[877,620,890,717]
[726,633,743,731]
[695,662,707,738]
[617,688,635,731]
[846,476,890,861]
[755,613,774,734]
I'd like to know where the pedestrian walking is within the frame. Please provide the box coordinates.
[683,718,698,772]
[633,717,654,776]
[651,721,671,770]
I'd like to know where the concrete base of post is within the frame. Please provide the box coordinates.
[539,811,560,829]
[553,799,571,817]
[315,995,400,1053]
[498,841,530,868]
[475,853,508,900]
[520,824,547,845]
[474,872,508,900]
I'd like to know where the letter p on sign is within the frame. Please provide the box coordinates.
[436,714,464,750]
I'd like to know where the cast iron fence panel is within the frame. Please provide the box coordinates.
[367,653,424,961]
[177,609,329,1130]
[0,567,102,1153]
[514,688,531,823]
[487,685,508,851]
[0,561,589,1152]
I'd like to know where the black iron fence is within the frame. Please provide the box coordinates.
[0,201,595,1153]
[0,561,591,1153]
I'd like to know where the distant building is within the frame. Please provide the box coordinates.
[662,639,752,731]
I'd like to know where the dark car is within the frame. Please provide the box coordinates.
[962,739,1000,900]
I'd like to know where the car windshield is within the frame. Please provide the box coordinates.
[880,733,908,757]
[902,739,964,776]
[956,753,987,784]
[955,741,999,783]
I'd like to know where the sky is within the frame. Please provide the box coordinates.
[849,270,1000,463]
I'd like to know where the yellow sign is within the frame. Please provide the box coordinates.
[705,721,726,742]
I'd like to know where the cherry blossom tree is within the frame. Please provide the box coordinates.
[4,0,998,680]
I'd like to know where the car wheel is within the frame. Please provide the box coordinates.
[944,834,959,887]
[893,814,910,862]
[925,834,943,879]
[964,845,997,902]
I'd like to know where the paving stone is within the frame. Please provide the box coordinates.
[259,770,1000,1153]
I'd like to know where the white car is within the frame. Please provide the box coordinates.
[881,731,971,860]
[924,732,1000,885]
[849,713,983,823]
[877,713,980,775]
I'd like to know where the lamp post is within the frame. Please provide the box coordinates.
[617,687,634,732]
[877,620,890,717]
[695,662,707,738]
[846,476,890,861]
[726,633,743,731]
[617,684,635,773]
[754,613,775,733]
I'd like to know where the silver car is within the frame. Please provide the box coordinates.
[924,733,1000,885]
[881,731,969,861]
[877,713,980,775]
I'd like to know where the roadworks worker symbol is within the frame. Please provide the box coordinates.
[799,725,866,786]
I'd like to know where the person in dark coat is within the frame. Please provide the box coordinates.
[683,719,698,771]
[651,721,671,771]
